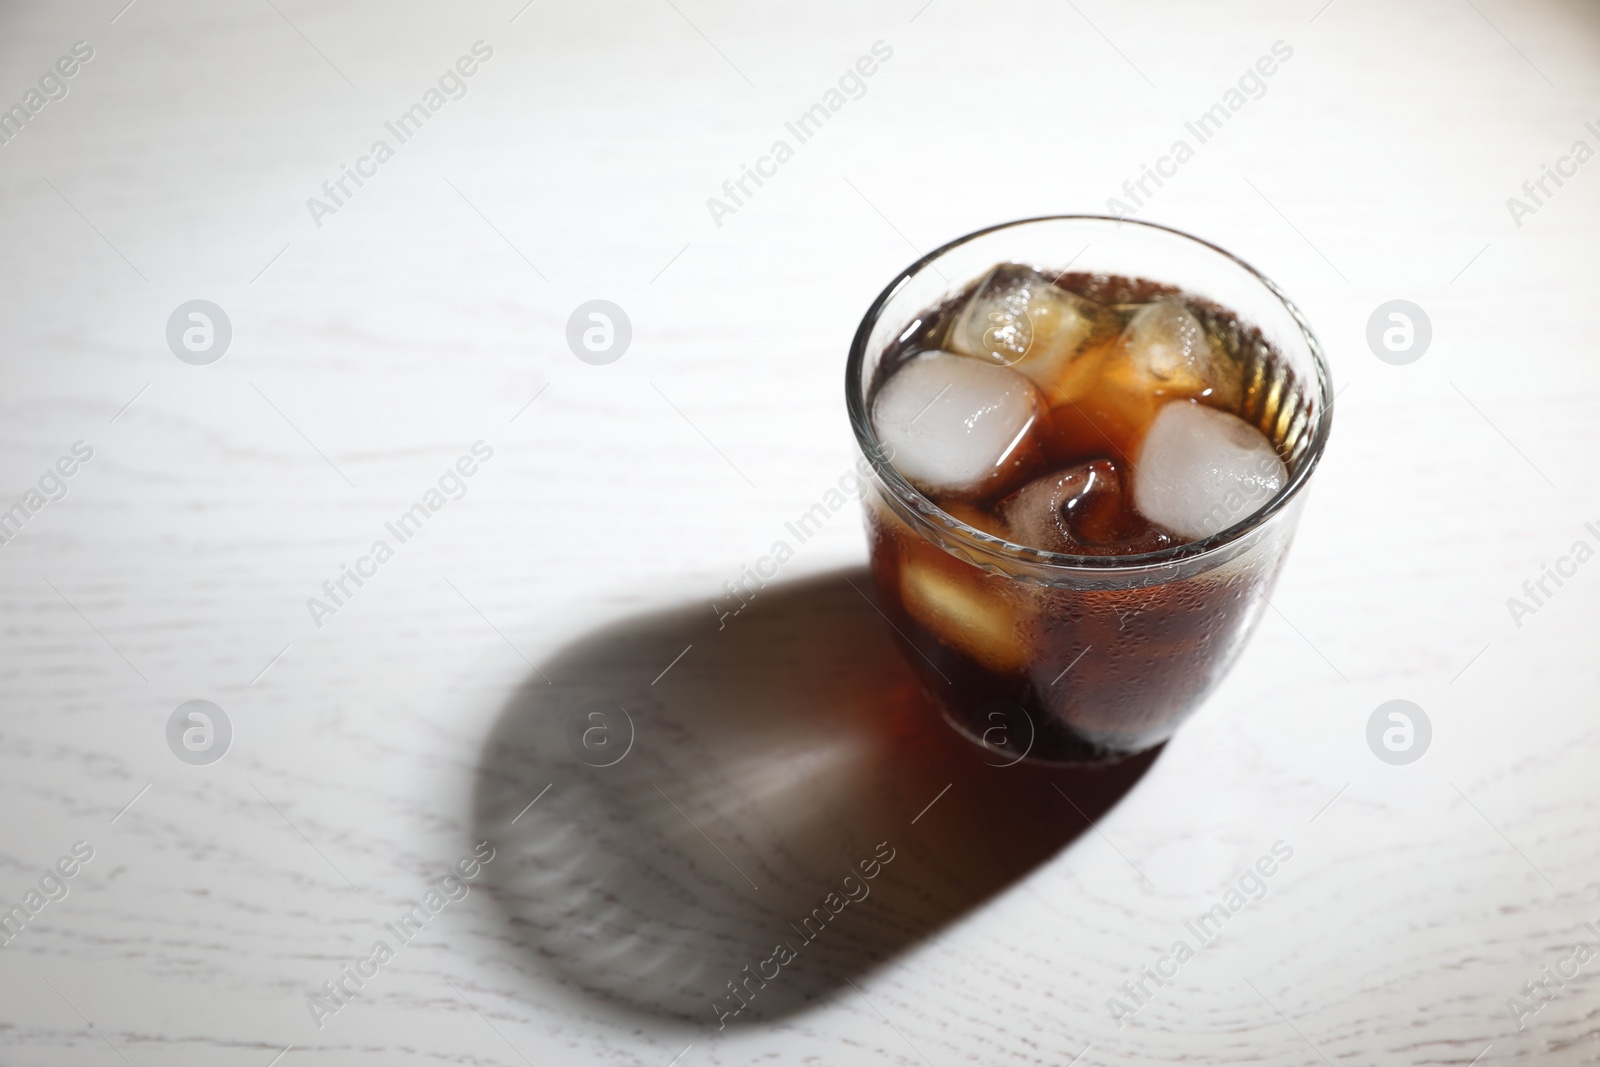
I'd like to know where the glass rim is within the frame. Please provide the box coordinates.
[844,214,1335,573]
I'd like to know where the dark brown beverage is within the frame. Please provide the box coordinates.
[858,259,1320,764]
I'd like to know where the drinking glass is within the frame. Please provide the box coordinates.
[845,216,1333,764]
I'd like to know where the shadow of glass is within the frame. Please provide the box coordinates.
[472,566,1160,1027]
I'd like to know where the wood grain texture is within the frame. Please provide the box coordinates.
[0,0,1598,1063]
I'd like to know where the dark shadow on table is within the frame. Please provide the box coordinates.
[471,566,1160,1026]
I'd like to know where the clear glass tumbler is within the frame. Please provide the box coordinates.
[845,216,1333,765]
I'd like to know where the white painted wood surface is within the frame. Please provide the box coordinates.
[1,0,1598,1063]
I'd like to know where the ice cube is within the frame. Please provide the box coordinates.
[998,459,1176,555]
[946,265,1112,392]
[1113,300,1240,407]
[1037,301,1227,466]
[1121,301,1213,384]
[1132,401,1287,541]
[871,350,1045,497]
[899,555,1030,673]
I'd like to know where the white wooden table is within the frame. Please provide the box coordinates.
[1,0,1596,1063]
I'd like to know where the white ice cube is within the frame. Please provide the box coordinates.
[1121,300,1217,388]
[871,351,1044,495]
[946,265,1108,389]
[899,557,1030,673]
[1132,401,1287,540]
[998,459,1173,555]
[999,461,1118,555]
